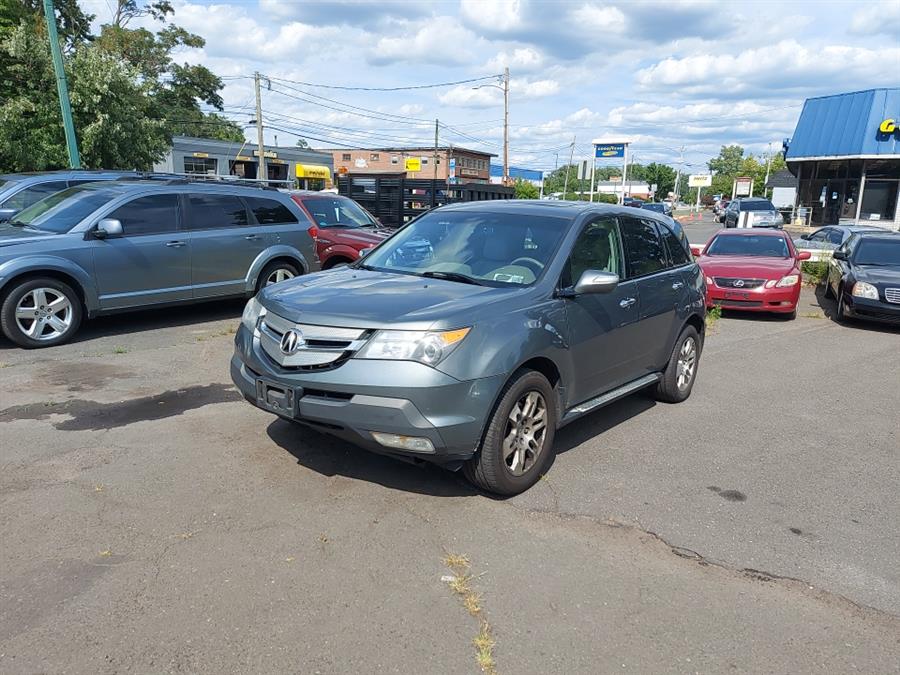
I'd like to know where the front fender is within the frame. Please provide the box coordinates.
[244,245,311,293]
[321,244,361,265]
[0,255,99,314]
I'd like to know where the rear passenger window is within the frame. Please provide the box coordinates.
[244,197,298,225]
[658,222,691,266]
[619,216,667,278]
[107,194,179,236]
[187,194,248,230]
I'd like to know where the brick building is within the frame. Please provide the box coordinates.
[328,147,494,183]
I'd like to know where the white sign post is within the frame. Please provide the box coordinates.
[591,138,632,204]
[688,174,712,214]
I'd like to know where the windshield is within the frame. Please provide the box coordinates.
[12,187,115,233]
[302,197,375,228]
[855,239,900,266]
[361,210,569,286]
[643,203,665,213]
[706,234,789,258]
[741,200,776,211]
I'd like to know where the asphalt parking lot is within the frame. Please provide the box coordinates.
[1,285,899,673]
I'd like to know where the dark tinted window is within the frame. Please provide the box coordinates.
[187,194,248,229]
[2,181,69,210]
[854,239,900,266]
[620,216,666,277]
[108,194,179,236]
[827,229,844,245]
[244,197,297,225]
[706,234,789,258]
[740,199,776,211]
[13,187,115,233]
[658,222,691,266]
[303,196,374,228]
[565,215,623,286]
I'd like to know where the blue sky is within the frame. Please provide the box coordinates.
[82,0,900,172]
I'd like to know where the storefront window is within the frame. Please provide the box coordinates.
[860,180,899,223]
[841,180,860,219]
[865,161,900,179]
[817,160,847,179]
[184,157,217,175]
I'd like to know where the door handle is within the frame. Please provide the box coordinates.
[244,235,260,241]
[672,281,684,290]
[165,240,186,248]
[619,297,637,308]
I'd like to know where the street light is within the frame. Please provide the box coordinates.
[472,67,510,185]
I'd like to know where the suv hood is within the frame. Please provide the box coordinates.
[699,255,795,277]
[0,224,54,247]
[854,264,900,285]
[260,267,524,329]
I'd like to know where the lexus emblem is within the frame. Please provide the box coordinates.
[280,329,304,355]
[733,279,745,288]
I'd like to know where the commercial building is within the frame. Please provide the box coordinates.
[785,88,899,229]
[595,180,652,200]
[490,164,542,186]
[329,147,494,183]
[153,136,334,189]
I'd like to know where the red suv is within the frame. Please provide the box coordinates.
[288,192,392,269]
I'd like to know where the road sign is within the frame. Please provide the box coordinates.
[404,157,421,172]
[595,143,625,158]
[734,176,753,197]
[448,157,456,178]
[577,160,589,180]
[688,174,712,187]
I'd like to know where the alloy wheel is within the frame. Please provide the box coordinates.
[503,391,548,476]
[676,336,697,390]
[14,287,73,342]
[266,268,295,286]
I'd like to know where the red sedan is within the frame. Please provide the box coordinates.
[692,229,811,318]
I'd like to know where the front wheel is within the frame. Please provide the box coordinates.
[464,369,557,496]
[1,277,83,348]
[835,289,848,323]
[256,261,300,292]
[653,325,701,403]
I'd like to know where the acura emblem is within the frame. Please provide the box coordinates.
[280,329,304,355]
[733,279,745,288]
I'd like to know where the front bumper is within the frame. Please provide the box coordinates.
[706,284,800,312]
[844,295,900,324]
[230,325,505,466]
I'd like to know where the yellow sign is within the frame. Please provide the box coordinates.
[404,157,422,172]
[235,155,252,161]
[295,164,331,179]
[191,152,209,158]
[879,118,896,134]
[688,174,712,188]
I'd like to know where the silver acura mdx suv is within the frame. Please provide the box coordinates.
[232,201,706,495]
[0,179,318,348]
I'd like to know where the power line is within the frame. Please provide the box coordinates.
[266,74,503,92]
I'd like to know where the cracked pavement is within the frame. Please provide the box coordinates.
[1,290,898,674]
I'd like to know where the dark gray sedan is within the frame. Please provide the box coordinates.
[794,225,886,251]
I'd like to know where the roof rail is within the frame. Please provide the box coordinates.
[114,173,286,191]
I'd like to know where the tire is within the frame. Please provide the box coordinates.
[835,288,848,323]
[653,325,701,403]
[464,369,557,496]
[1,277,83,348]
[323,257,352,270]
[256,260,300,292]
[823,280,834,299]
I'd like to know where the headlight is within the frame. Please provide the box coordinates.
[705,276,713,286]
[356,327,470,366]
[776,274,799,287]
[241,296,266,332]
[851,281,878,300]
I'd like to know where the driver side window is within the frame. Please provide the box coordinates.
[564,216,623,286]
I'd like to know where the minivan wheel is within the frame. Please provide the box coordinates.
[1,277,83,348]
[464,369,557,496]
[257,261,300,292]
[653,325,701,403]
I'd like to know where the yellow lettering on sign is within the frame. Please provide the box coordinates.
[879,118,896,134]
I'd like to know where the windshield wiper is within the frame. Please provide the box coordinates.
[8,220,27,228]
[421,271,486,286]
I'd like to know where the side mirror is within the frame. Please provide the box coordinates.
[358,247,374,258]
[800,234,810,240]
[797,251,812,261]
[690,244,703,257]
[574,270,619,295]
[0,207,18,222]
[94,218,123,239]
[832,250,847,261]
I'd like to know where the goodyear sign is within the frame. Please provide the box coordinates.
[404,157,422,172]
[878,118,900,139]
[595,143,625,158]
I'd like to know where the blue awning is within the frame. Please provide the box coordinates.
[786,88,900,160]
[490,164,543,181]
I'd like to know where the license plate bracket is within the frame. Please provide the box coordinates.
[724,291,750,300]
[256,379,299,418]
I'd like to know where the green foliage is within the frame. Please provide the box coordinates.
[705,144,786,199]
[801,260,829,285]
[513,178,539,199]
[295,138,310,149]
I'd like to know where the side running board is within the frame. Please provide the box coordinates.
[560,373,661,426]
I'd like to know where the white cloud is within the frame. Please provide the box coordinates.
[849,2,900,36]
[439,86,503,108]
[484,47,544,73]
[370,16,479,65]
[460,0,524,32]
[569,4,626,32]
[511,78,560,98]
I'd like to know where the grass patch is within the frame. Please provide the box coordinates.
[443,553,497,674]
[705,305,723,332]
[801,311,825,319]
[801,260,829,286]
[113,346,128,354]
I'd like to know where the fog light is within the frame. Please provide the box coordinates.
[371,432,435,454]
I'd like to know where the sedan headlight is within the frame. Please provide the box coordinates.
[241,296,266,332]
[851,281,879,300]
[356,327,470,366]
[775,274,799,287]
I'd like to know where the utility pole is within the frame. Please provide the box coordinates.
[254,72,266,182]
[503,66,510,185]
[562,137,575,198]
[43,0,80,168]
[673,145,685,205]
[433,118,439,182]
[763,141,773,198]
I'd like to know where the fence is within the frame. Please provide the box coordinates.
[338,173,514,228]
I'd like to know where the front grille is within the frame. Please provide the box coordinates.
[712,299,763,307]
[258,312,368,370]
[885,288,900,304]
[714,277,765,289]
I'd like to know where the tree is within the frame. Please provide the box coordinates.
[708,145,744,176]
[295,138,310,149]
[513,178,539,199]
[643,162,677,200]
